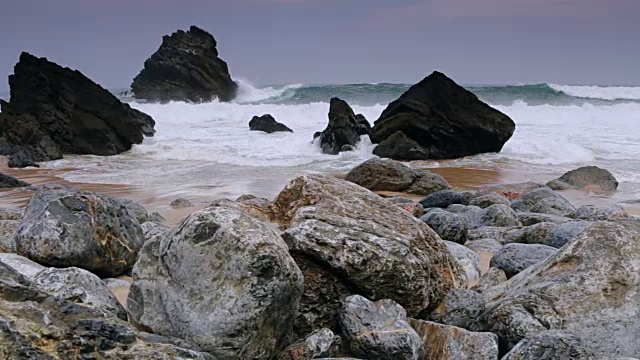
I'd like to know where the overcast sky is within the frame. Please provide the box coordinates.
[1,0,639,91]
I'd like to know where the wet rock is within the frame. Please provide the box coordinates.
[549,166,619,191]
[249,114,294,133]
[148,211,166,223]
[339,295,423,360]
[127,201,304,359]
[464,238,503,255]
[272,174,464,336]
[345,158,417,191]
[118,198,149,224]
[503,222,558,246]
[276,328,340,360]
[421,209,469,244]
[0,253,46,280]
[544,220,591,248]
[470,192,511,208]
[317,98,363,155]
[410,319,499,360]
[0,171,29,188]
[574,204,629,221]
[516,212,572,226]
[529,197,577,218]
[443,241,481,286]
[12,185,145,277]
[428,289,485,329]
[502,330,596,360]
[420,190,472,209]
[489,243,557,278]
[510,187,574,215]
[471,267,508,294]
[170,197,194,209]
[373,130,430,161]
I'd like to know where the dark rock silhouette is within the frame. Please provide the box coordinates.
[249,114,293,133]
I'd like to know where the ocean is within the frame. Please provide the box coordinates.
[2,81,640,201]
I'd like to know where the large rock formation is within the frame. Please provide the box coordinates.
[370,71,515,160]
[0,52,155,167]
[316,98,369,154]
[131,25,238,103]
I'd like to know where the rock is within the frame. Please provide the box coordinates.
[103,277,131,289]
[0,207,22,220]
[475,182,543,200]
[574,204,629,221]
[32,267,127,319]
[249,114,293,133]
[469,192,511,208]
[516,212,572,226]
[420,209,469,244]
[443,241,481,286]
[409,319,499,360]
[339,295,423,360]
[12,185,144,277]
[354,114,371,135]
[317,98,363,155]
[471,267,507,293]
[0,111,63,167]
[0,171,29,188]
[0,253,46,280]
[420,190,472,208]
[549,166,619,191]
[276,328,340,360]
[118,198,149,223]
[1,52,155,166]
[170,197,194,209]
[478,221,640,357]
[502,330,596,360]
[503,222,558,246]
[544,220,591,248]
[529,197,577,218]
[370,71,515,160]
[271,174,464,336]
[467,226,518,243]
[385,196,425,217]
[127,201,304,359]
[511,187,575,216]
[0,219,18,252]
[476,204,521,229]
[464,238,503,255]
[428,289,485,329]
[546,179,574,191]
[372,130,430,161]
[148,211,166,223]
[140,221,170,243]
[131,25,237,103]
[489,243,557,278]
[345,158,450,195]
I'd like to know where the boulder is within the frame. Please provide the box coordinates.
[510,187,573,214]
[271,174,464,336]
[0,253,46,280]
[140,221,170,243]
[385,196,425,217]
[443,241,481,286]
[339,295,423,360]
[170,197,194,209]
[317,98,363,155]
[467,226,518,243]
[478,221,640,357]
[420,190,472,209]
[574,204,629,221]
[0,171,29,188]
[148,211,166,223]
[464,238,503,255]
[449,204,520,230]
[370,71,515,160]
[529,197,576,218]
[131,25,237,103]
[354,114,371,135]
[516,212,571,226]
[503,222,558,246]
[489,243,557,278]
[0,219,18,252]
[118,198,149,224]
[544,220,591,248]
[12,185,145,277]
[0,111,64,167]
[127,201,304,359]
[428,289,485,329]
[372,130,430,161]
[406,172,452,196]
[420,209,469,244]
[276,328,340,360]
[502,330,596,360]
[1,52,155,167]
[546,179,575,191]
[471,267,507,294]
[409,319,499,360]
[469,192,511,208]
[249,114,294,133]
[548,166,618,191]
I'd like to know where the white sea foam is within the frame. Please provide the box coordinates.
[234,79,303,103]
[550,84,640,101]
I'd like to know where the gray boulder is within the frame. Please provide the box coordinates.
[471,267,507,294]
[444,241,481,286]
[420,190,472,208]
[468,226,519,243]
[451,204,520,230]
[529,197,576,217]
[118,198,149,223]
[469,192,511,208]
[410,319,499,360]
[0,172,29,188]
[545,220,591,248]
[574,204,629,221]
[272,174,465,337]
[420,209,469,244]
[339,295,423,360]
[0,219,18,252]
[140,220,171,243]
[464,238,503,255]
[0,252,46,280]
[277,328,340,360]
[502,330,596,360]
[406,172,452,196]
[516,212,572,226]
[12,185,145,277]
[503,222,558,246]
[428,289,485,329]
[127,201,304,359]
[546,179,575,191]
[548,166,618,191]
[148,211,166,223]
[170,197,194,209]
[510,187,573,213]
[490,243,557,278]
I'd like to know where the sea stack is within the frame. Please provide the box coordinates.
[316,97,370,154]
[0,52,155,168]
[131,25,238,103]
[370,71,515,161]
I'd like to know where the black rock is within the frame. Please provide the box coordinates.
[131,25,238,103]
[419,190,472,209]
[249,114,293,133]
[372,131,430,161]
[317,98,363,155]
[370,71,515,160]
[0,172,29,188]
[354,114,371,135]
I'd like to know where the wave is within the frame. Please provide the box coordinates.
[549,84,640,101]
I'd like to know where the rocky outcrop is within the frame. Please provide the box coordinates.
[409,319,499,360]
[271,174,465,336]
[547,166,619,191]
[0,171,29,188]
[345,159,450,196]
[316,98,366,154]
[0,52,155,167]
[249,114,293,133]
[131,25,238,103]
[127,201,304,359]
[11,185,145,277]
[370,71,515,160]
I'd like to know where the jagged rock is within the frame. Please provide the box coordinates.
[170,197,194,209]
[1,52,154,167]
[544,220,591,248]
[516,212,572,226]
[469,192,511,208]
[131,25,237,103]
[339,295,423,360]
[0,253,46,280]
[529,197,577,217]
[370,71,515,160]
[489,243,557,278]
[478,221,640,357]
[317,98,364,155]
[127,201,304,359]
[11,185,145,277]
[276,328,340,360]
[548,166,618,191]
[32,267,127,319]
[471,267,507,293]
[409,319,499,360]
[502,330,596,360]
[420,190,472,208]
[385,196,425,217]
[421,209,469,244]
[0,171,29,188]
[464,238,503,255]
[249,114,293,133]
[443,241,481,286]
[372,130,430,161]
[428,289,485,329]
[503,222,558,246]
[574,204,629,221]
[510,187,574,215]
[272,174,464,336]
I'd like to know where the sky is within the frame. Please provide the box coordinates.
[1,0,639,91]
